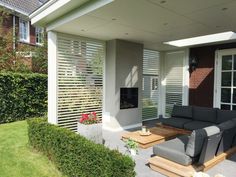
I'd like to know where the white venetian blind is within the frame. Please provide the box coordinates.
[57,33,105,131]
[165,51,184,117]
[142,49,160,120]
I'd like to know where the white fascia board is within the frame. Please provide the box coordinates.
[46,0,114,31]
[30,0,57,19]
[30,0,70,25]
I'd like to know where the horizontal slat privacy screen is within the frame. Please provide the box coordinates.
[57,33,105,130]
[165,52,184,117]
[142,49,159,120]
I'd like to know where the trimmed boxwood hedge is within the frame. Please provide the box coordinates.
[27,118,136,177]
[0,72,47,123]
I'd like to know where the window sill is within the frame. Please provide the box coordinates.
[18,41,37,46]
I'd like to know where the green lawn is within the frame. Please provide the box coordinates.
[0,121,66,177]
[142,106,158,120]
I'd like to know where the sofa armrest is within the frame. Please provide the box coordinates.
[198,132,222,164]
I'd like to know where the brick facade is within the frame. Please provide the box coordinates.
[189,42,236,107]
[1,13,42,69]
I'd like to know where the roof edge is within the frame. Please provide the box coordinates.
[0,1,29,16]
[29,0,57,19]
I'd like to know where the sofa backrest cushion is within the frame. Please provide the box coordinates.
[171,105,192,119]
[217,120,236,131]
[216,109,236,124]
[193,106,217,123]
[186,126,220,157]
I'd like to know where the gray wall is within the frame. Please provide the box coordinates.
[104,39,143,130]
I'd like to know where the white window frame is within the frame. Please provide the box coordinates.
[35,26,44,45]
[160,49,189,117]
[142,77,144,91]
[19,18,30,43]
[214,48,236,108]
[151,77,158,91]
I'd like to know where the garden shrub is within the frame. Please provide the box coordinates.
[0,72,47,123]
[27,118,136,177]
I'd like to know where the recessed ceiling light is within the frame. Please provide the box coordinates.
[160,0,166,4]
[164,31,236,47]
[222,7,228,11]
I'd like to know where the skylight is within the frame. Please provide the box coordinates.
[164,31,236,47]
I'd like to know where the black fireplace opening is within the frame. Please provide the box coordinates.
[120,87,138,109]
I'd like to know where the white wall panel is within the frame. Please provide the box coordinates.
[57,33,105,130]
[142,49,160,120]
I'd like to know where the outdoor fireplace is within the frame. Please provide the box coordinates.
[120,88,138,109]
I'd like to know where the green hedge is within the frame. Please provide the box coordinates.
[27,118,135,177]
[0,72,47,123]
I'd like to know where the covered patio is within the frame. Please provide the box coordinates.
[30,0,236,176]
[103,119,236,177]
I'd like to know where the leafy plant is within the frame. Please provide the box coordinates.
[0,72,47,123]
[27,118,136,177]
[142,98,154,107]
[32,38,47,74]
[0,8,32,73]
[0,7,47,74]
[79,112,99,125]
[125,138,138,151]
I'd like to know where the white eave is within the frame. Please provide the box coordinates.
[29,0,114,29]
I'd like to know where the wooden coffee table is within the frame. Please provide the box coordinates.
[122,126,190,149]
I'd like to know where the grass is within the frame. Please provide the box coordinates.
[0,120,66,177]
[142,106,158,120]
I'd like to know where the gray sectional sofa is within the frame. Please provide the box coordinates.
[160,105,236,131]
[153,105,236,166]
[153,125,222,165]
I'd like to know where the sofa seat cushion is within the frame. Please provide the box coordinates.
[193,106,217,123]
[160,117,192,129]
[172,105,193,119]
[186,126,220,157]
[153,135,193,166]
[217,109,236,124]
[183,121,215,131]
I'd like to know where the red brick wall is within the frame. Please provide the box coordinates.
[1,13,13,33]
[189,43,236,107]
[1,14,39,69]
[30,22,36,44]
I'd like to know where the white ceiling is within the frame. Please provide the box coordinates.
[54,0,236,51]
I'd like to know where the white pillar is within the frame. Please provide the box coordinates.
[48,31,58,124]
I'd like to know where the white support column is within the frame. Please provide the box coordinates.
[159,52,166,117]
[182,48,190,106]
[48,31,58,124]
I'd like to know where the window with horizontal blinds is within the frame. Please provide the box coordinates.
[142,49,159,120]
[164,52,184,117]
[57,33,105,131]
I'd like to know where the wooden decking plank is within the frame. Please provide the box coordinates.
[149,147,236,177]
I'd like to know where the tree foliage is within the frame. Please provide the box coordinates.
[0,7,47,73]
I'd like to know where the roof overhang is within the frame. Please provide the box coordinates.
[29,0,236,51]
[30,0,114,28]
[0,1,29,17]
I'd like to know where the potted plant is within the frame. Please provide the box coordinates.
[77,112,103,144]
[125,138,138,156]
